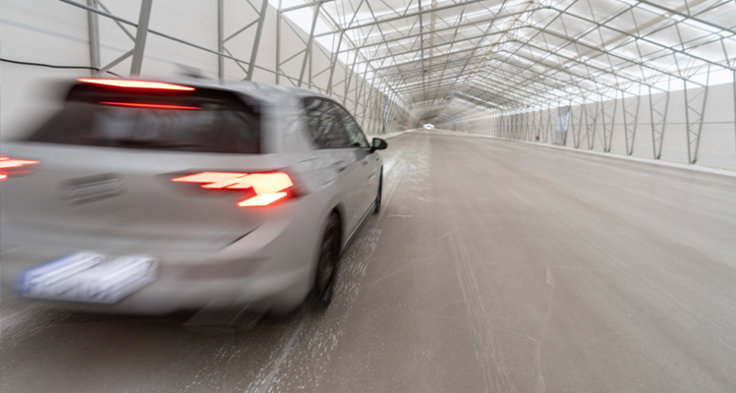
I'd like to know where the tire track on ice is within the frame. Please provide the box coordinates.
[448,231,517,393]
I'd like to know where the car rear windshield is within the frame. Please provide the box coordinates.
[26,86,261,154]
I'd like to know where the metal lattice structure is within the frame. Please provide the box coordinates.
[298,0,734,163]
[58,0,736,163]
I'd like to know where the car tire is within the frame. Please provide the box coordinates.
[309,213,341,312]
[373,170,383,215]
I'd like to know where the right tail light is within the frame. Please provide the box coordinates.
[171,171,295,207]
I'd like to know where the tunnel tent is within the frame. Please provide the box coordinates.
[275,0,735,165]
[3,0,735,167]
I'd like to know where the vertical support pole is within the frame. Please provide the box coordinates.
[683,67,710,165]
[569,106,577,147]
[536,110,541,142]
[374,83,388,134]
[217,0,224,81]
[343,51,358,105]
[361,73,377,127]
[648,81,670,160]
[367,85,378,134]
[326,32,345,95]
[528,110,533,141]
[130,0,153,77]
[298,2,322,87]
[548,104,554,143]
[575,102,586,148]
[683,79,692,164]
[522,112,528,140]
[275,0,282,84]
[381,95,388,134]
[694,82,709,164]
[601,96,617,153]
[522,112,527,140]
[308,44,314,89]
[384,97,394,134]
[621,88,641,156]
[384,96,395,134]
[87,0,100,76]
[354,65,369,114]
[563,102,570,146]
[366,84,379,134]
[585,100,600,150]
[247,0,270,81]
[517,114,521,139]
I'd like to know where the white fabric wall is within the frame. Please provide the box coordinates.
[0,0,410,139]
[439,83,736,171]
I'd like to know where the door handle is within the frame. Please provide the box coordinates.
[361,160,368,166]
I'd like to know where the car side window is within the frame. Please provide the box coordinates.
[336,106,369,148]
[302,97,351,149]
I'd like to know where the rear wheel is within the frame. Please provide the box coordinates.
[310,213,341,311]
[373,170,383,215]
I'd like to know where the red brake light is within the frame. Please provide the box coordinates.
[0,156,40,182]
[77,78,195,91]
[0,157,39,169]
[171,172,295,207]
[238,192,289,207]
[99,101,201,110]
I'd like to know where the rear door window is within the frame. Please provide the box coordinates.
[302,97,351,149]
[27,87,261,154]
[336,106,369,148]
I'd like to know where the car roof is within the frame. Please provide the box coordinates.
[123,78,336,105]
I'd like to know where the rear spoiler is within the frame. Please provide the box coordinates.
[67,78,261,113]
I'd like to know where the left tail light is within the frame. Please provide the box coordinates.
[0,156,39,182]
[171,171,296,207]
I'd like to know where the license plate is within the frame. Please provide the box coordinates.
[15,251,158,304]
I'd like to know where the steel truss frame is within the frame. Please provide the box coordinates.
[62,0,411,135]
[60,0,736,158]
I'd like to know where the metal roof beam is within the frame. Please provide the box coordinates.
[314,0,487,38]
[338,6,542,53]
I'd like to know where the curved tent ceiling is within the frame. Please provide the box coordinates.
[276,0,736,123]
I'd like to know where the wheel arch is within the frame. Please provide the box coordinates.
[329,204,345,251]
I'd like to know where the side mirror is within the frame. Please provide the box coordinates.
[370,137,388,152]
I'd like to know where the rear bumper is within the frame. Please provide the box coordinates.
[96,262,311,314]
[0,201,327,314]
[3,262,311,315]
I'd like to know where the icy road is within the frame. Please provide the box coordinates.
[2,131,736,392]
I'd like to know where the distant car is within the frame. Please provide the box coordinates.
[0,78,387,314]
